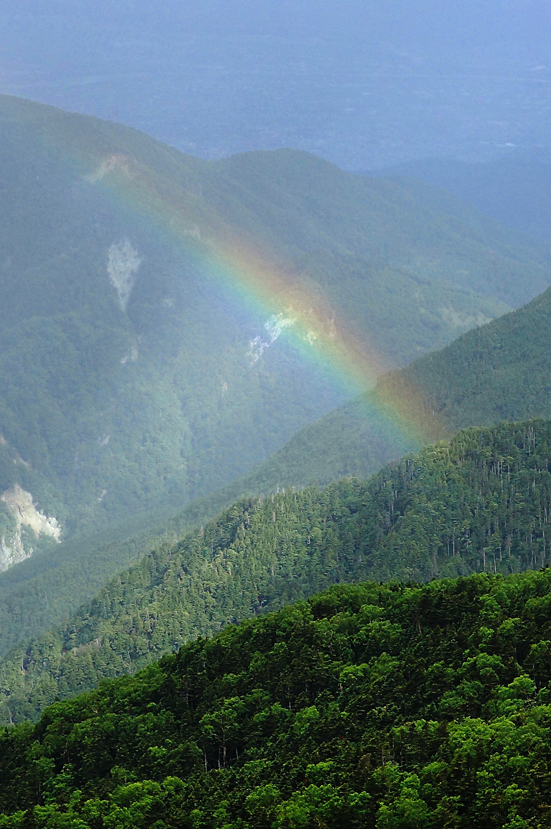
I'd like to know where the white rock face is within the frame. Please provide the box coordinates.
[0,485,61,572]
[0,534,26,572]
[265,314,295,343]
[121,335,142,365]
[85,154,132,184]
[248,313,295,364]
[107,239,142,311]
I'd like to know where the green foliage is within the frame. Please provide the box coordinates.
[4,569,551,825]
[5,418,551,725]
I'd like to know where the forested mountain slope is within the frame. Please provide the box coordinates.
[2,568,551,827]
[222,281,551,494]
[0,94,546,563]
[3,418,551,725]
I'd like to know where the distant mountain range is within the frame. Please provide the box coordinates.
[376,154,551,242]
[4,94,551,721]
[1,94,547,568]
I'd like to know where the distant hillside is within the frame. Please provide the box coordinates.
[2,567,551,827]
[3,417,551,724]
[0,94,548,565]
[376,154,551,242]
[222,282,551,493]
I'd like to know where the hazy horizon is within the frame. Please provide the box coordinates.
[1,1,550,168]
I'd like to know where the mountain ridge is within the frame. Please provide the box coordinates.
[375,153,551,242]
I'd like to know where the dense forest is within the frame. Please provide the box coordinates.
[0,507,186,661]
[2,568,551,826]
[3,418,551,725]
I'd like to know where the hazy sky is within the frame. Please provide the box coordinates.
[5,1,549,49]
[1,1,550,168]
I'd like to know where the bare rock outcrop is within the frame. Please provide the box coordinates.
[0,486,61,571]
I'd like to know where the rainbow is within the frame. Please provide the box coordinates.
[64,141,443,450]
